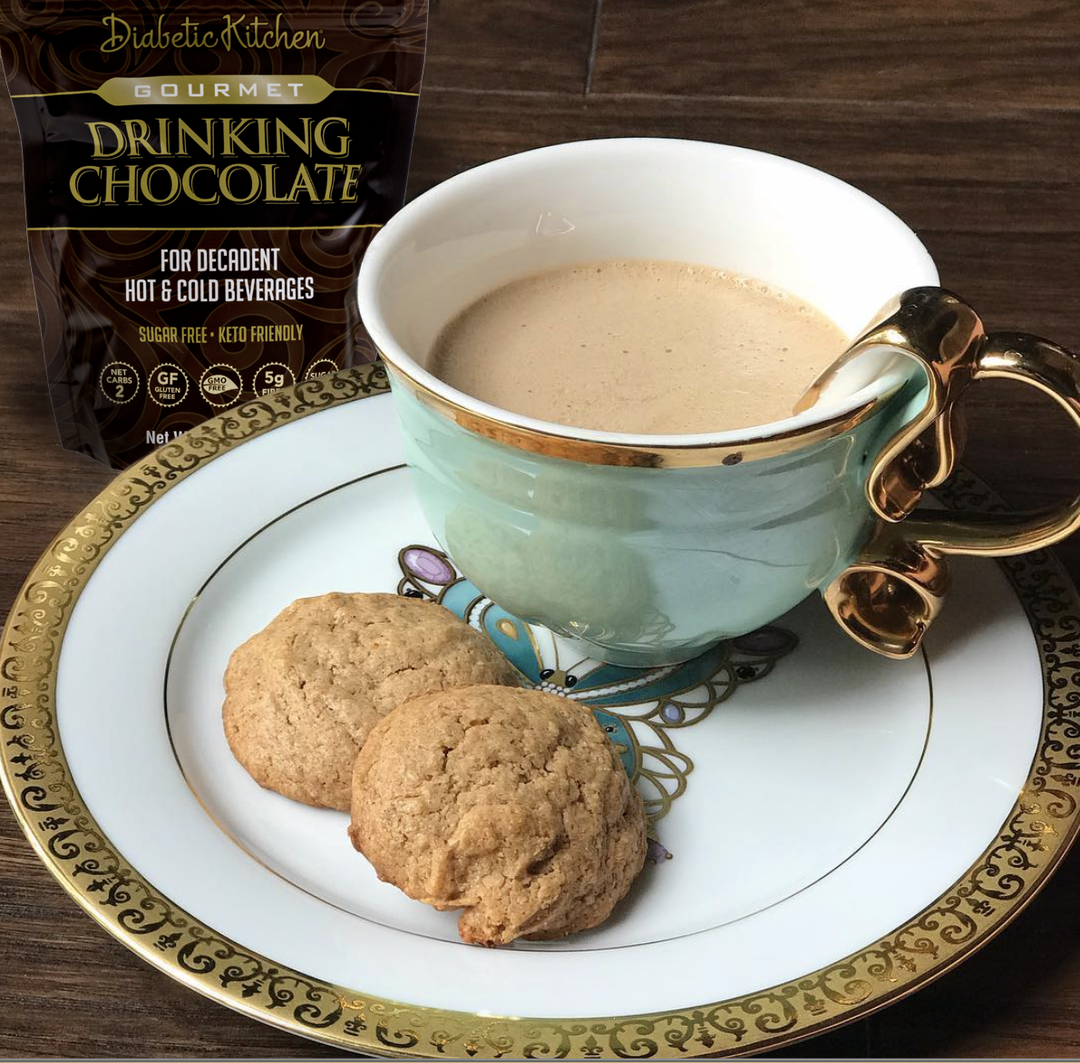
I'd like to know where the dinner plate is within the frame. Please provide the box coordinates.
[3,363,1079,1059]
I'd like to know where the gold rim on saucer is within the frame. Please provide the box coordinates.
[2,362,1079,1058]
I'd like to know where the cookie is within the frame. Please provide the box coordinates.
[348,685,647,945]
[223,593,521,810]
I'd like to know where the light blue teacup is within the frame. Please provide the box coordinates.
[358,139,1080,666]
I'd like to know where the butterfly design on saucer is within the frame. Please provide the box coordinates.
[396,544,797,835]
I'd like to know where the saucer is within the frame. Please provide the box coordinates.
[3,364,1078,1058]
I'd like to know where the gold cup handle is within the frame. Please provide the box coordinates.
[810,288,1080,658]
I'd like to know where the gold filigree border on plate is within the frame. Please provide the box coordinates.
[2,362,1079,1058]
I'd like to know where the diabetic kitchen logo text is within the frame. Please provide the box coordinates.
[100,13,326,54]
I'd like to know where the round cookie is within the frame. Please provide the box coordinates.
[223,593,521,810]
[349,685,647,945]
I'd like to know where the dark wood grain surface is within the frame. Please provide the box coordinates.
[590,0,1080,105]
[3,0,1080,1056]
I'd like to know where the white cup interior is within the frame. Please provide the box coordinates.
[358,138,940,444]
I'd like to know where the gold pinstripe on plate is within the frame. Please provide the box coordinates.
[2,362,1078,1058]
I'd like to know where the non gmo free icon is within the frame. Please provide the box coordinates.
[199,364,244,408]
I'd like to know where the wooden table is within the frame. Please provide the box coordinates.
[3,0,1080,1056]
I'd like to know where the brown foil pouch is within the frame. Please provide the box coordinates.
[0,0,426,467]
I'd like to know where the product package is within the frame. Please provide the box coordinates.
[1,0,426,467]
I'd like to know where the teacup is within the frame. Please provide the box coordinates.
[357,139,1080,667]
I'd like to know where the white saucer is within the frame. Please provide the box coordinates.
[3,365,1077,1058]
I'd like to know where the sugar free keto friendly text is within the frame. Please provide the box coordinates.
[70,116,361,206]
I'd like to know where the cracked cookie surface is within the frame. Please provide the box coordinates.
[349,685,647,945]
[223,593,521,810]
